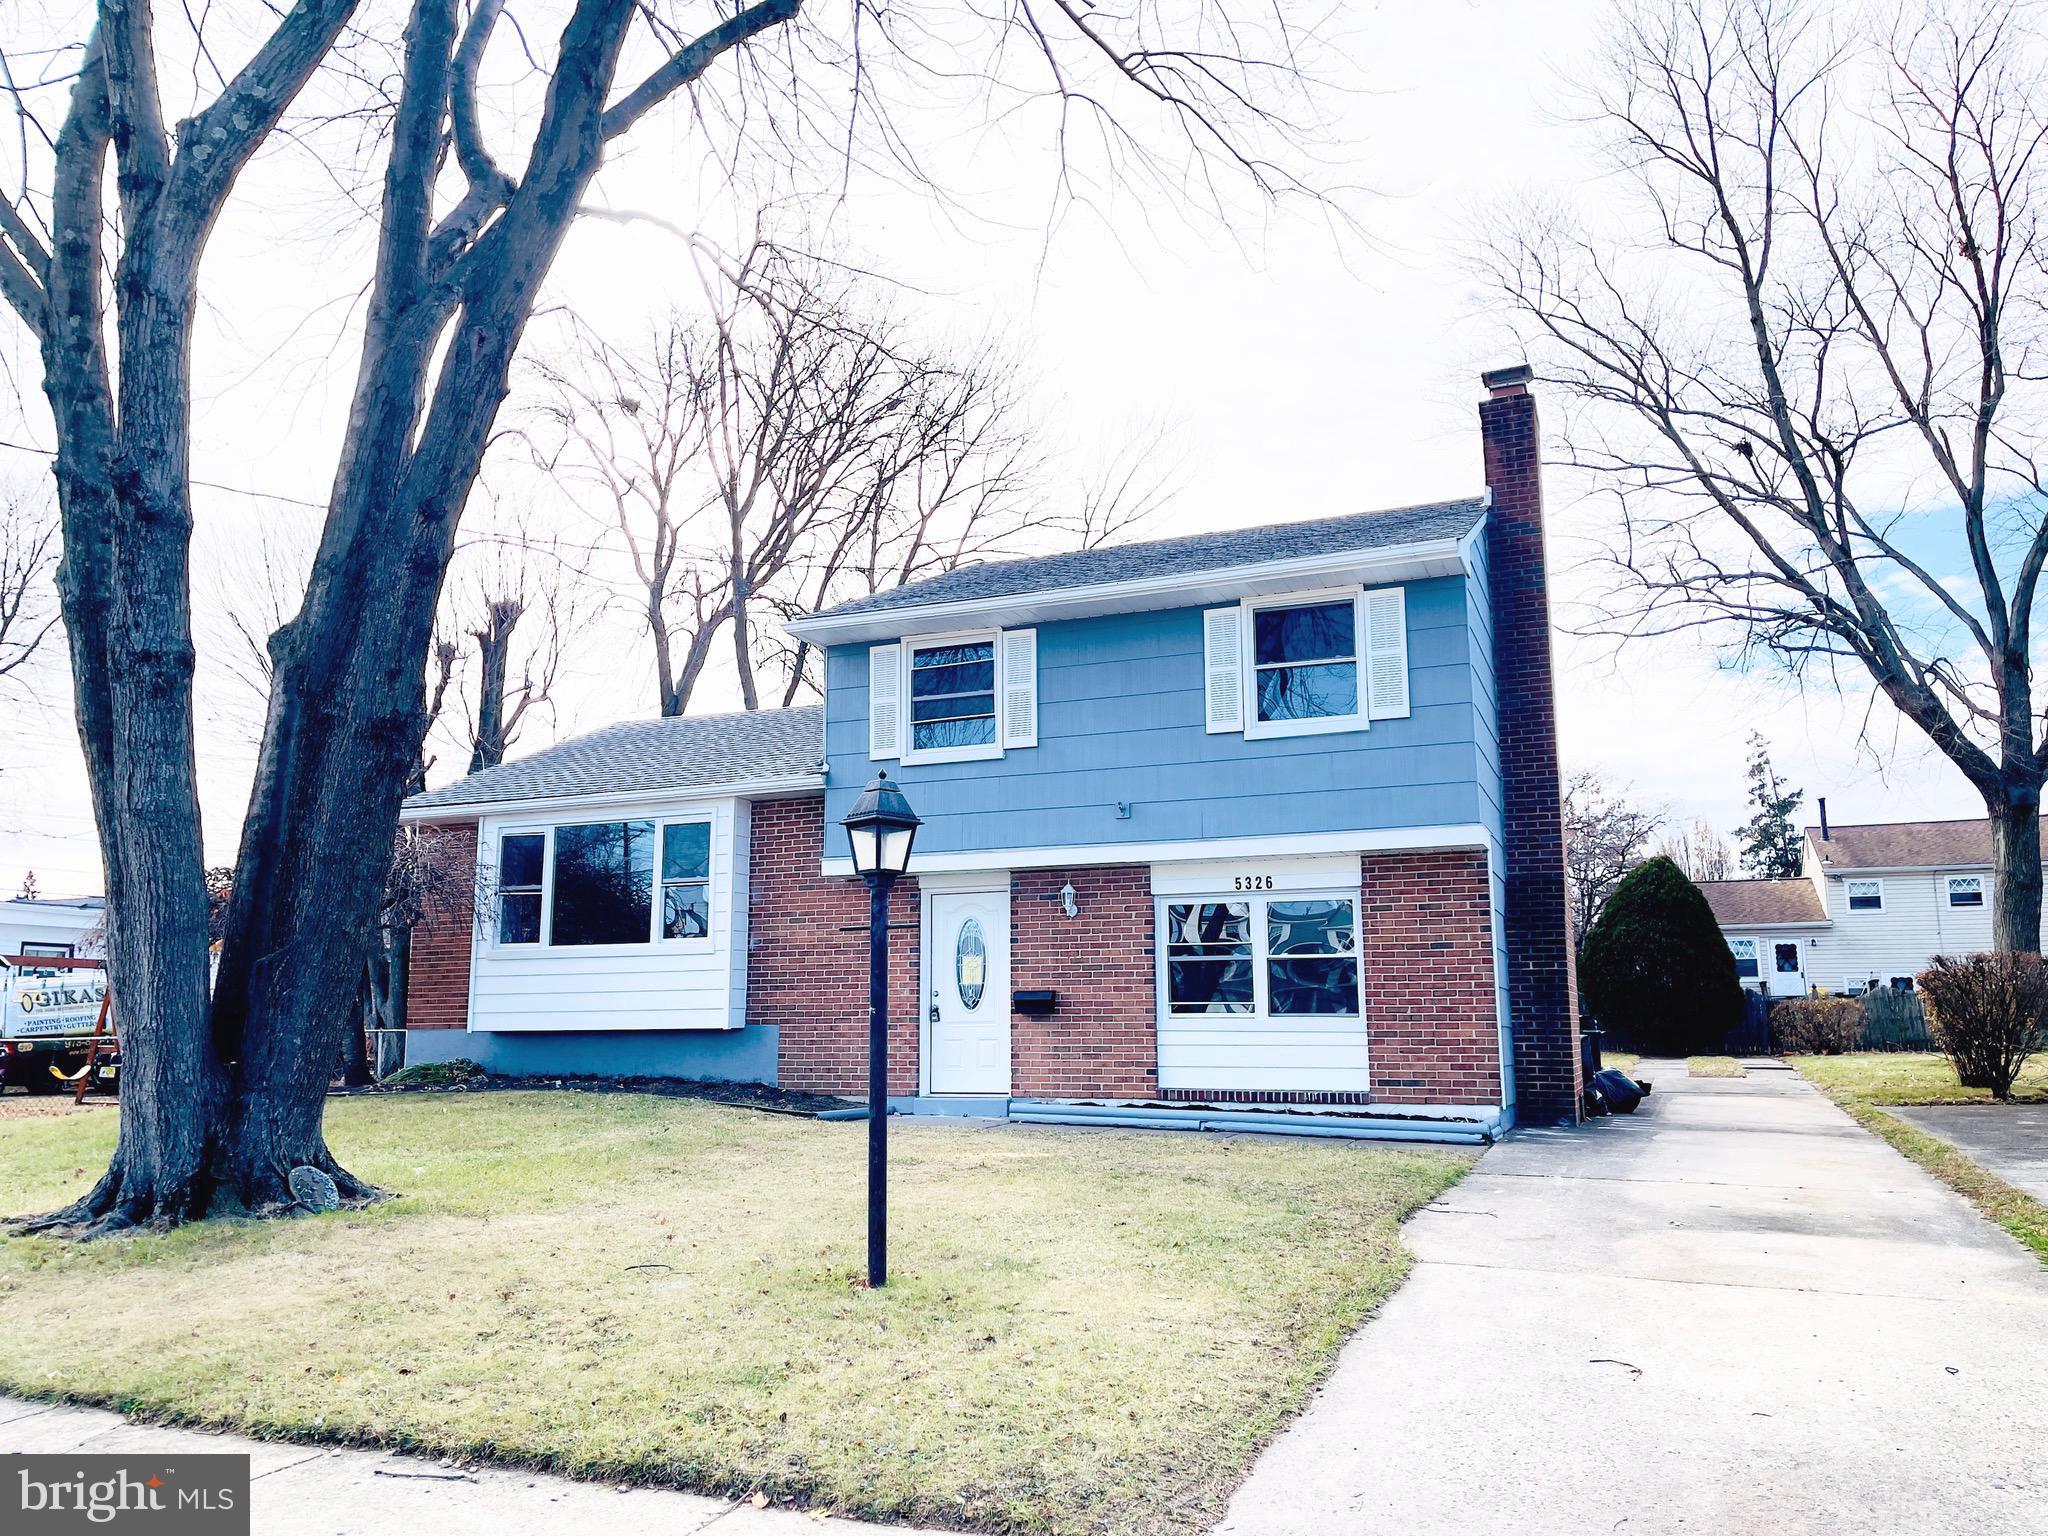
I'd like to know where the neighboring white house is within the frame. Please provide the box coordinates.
[1700,817,2009,996]
[0,896,105,961]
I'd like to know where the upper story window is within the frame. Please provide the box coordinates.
[1206,586,1409,739]
[496,818,714,949]
[1845,878,1883,912]
[17,942,74,958]
[910,638,997,753]
[1946,875,1985,909]
[1253,599,1359,725]
[869,629,1037,765]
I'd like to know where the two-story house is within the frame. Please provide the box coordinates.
[1700,813,2024,996]
[399,366,1582,1130]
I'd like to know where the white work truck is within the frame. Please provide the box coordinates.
[1,956,114,1093]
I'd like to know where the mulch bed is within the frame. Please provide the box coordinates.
[338,1072,859,1117]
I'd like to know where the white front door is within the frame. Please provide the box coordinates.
[1768,938,1807,996]
[927,888,1010,1095]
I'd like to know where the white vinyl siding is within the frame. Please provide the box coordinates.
[469,796,748,1032]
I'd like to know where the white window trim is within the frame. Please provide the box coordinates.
[1728,935,1760,980]
[1844,877,1885,914]
[1945,873,1986,909]
[488,816,716,957]
[1241,588,1371,741]
[1154,887,1364,1022]
[901,628,1006,765]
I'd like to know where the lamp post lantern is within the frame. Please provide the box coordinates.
[841,770,921,1287]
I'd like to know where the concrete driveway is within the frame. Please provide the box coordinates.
[1215,1063,2048,1536]
[1892,1103,2048,1202]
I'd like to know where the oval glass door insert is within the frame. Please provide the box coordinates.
[955,918,987,1010]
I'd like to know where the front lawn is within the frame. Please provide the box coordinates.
[0,1092,1471,1534]
[1685,1057,1745,1078]
[1791,1051,2048,1105]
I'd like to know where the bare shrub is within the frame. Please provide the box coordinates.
[1771,997,1864,1056]
[1917,954,2048,1100]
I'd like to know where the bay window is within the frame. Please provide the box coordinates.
[1162,893,1359,1017]
[494,817,714,948]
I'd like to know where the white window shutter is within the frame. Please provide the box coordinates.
[1363,586,1410,720]
[1203,605,1245,733]
[867,642,903,760]
[1000,628,1038,749]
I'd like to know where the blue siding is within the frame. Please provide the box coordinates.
[824,573,1498,858]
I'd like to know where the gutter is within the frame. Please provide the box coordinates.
[400,771,826,824]
[784,532,1474,647]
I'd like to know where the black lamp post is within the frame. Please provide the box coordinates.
[841,770,921,1287]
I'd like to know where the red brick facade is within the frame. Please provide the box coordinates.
[748,796,921,1096]
[407,801,1512,1114]
[1482,367,1584,1123]
[406,821,477,1029]
[1357,849,1502,1105]
[1009,867,1157,1097]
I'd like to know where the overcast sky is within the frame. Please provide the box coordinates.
[0,0,1989,897]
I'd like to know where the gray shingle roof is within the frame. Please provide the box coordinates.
[1805,817,2030,871]
[1698,879,1828,926]
[404,706,824,813]
[806,496,1488,621]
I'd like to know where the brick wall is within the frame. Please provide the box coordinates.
[1009,867,1157,1097]
[406,821,478,1029]
[1482,365,1584,1123]
[1358,848,1502,1105]
[748,795,921,1096]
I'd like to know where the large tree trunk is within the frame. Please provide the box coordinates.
[1989,785,2043,953]
[469,596,521,770]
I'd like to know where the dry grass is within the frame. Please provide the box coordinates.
[1791,1051,2048,1105]
[1793,1056,2048,1269]
[0,1092,1471,1535]
[1685,1057,1746,1078]
[1599,1051,1641,1077]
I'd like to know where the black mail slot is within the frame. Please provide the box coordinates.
[1012,989,1058,1016]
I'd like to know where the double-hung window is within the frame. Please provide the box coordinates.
[1728,937,1759,979]
[908,637,998,755]
[1845,879,1883,913]
[495,817,714,948]
[1252,598,1359,728]
[1946,875,1984,909]
[1162,894,1360,1017]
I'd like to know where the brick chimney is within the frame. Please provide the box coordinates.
[1480,364,1583,1124]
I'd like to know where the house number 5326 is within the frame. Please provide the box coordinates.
[1232,874,1275,891]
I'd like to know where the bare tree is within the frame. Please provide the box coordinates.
[1483,0,2048,950]
[1659,816,1736,884]
[1563,770,1665,950]
[0,1,1339,1233]
[0,485,59,692]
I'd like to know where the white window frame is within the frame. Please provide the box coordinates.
[1241,588,1370,741]
[16,941,74,958]
[655,817,717,951]
[1154,888,1363,1021]
[488,816,716,956]
[1945,874,1986,910]
[1844,878,1884,914]
[901,628,1006,766]
[1728,936,1760,980]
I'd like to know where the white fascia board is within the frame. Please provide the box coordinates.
[1716,920,1831,931]
[784,535,1473,648]
[400,773,824,825]
[1818,862,1994,876]
[819,822,1496,879]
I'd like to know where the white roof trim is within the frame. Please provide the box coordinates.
[400,772,824,823]
[784,536,1472,647]
[819,822,1495,878]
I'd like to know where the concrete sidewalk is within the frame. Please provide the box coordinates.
[1214,1061,2048,1535]
[0,1395,918,1535]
